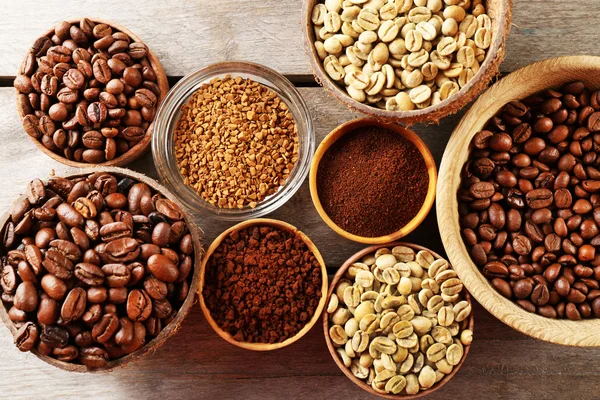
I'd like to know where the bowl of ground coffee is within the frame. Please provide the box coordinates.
[438,56,600,346]
[309,118,437,244]
[199,218,328,350]
[0,167,202,371]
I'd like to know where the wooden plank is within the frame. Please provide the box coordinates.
[1,0,600,77]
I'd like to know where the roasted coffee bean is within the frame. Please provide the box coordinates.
[14,281,39,312]
[40,325,69,348]
[101,264,130,287]
[461,81,600,319]
[74,263,105,286]
[15,322,39,352]
[126,289,152,322]
[147,254,178,283]
[2,172,194,365]
[61,287,87,323]
[79,346,109,368]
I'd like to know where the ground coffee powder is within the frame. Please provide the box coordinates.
[203,225,322,343]
[317,126,429,238]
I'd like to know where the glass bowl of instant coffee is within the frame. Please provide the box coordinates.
[199,218,328,350]
[309,118,437,244]
[14,18,168,167]
[152,61,315,221]
[438,56,600,346]
[324,242,474,399]
[0,167,203,371]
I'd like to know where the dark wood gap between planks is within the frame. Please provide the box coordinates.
[0,75,322,88]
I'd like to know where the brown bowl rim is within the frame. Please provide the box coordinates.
[323,241,474,399]
[309,118,438,244]
[15,17,169,168]
[197,218,329,351]
[0,166,203,372]
[437,55,600,346]
[302,0,513,125]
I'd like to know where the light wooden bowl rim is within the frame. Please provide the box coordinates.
[198,218,329,351]
[323,242,474,399]
[0,166,203,372]
[309,118,437,244]
[15,17,169,168]
[303,0,513,124]
[437,55,600,346]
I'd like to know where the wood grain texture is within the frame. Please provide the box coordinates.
[1,0,600,77]
[437,56,600,346]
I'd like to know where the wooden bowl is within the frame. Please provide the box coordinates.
[304,0,512,124]
[198,218,328,351]
[437,56,600,346]
[309,118,437,244]
[15,18,169,168]
[323,242,474,399]
[0,166,203,372]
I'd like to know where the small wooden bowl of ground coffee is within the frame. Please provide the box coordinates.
[310,118,437,244]
[199,218,328,350]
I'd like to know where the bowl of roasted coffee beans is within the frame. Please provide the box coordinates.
[152,61,314,221]
[324,243,474,398]
[14,18,168,167]
[310,118,437,244]
[199,218,328,350]
[438,56,600,346]
[0,167,202,371]
[304,0,512,123]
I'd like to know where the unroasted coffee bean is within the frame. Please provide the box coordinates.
[15,20,161,163]
[1,172,195,367]
[460,81,600,319]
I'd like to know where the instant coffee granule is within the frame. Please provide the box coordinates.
[317,126,429,238]
[174,76,299,209]
[203,225,322,343]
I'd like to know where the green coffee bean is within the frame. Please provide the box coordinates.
[372,336,397,354]
[432,326,453,344]
[418,365,436,389]
[343,285,362,307]
[436,269,458,285]
[453,300,472,322]
[331,307,351,325]
[447,343,464,365]
[329,325,348,345]
[352,330,370,352]
[351,360,369,379]
[441,277,463,296]
[336,348,352,367]
[385,375,407,394]
[360,352,374,368]
[324,11,342,32]
[426,342,446,362]
[360,313,380,334]
[354,300,375,321]
[460,329,473,345]
[405,373,419,395]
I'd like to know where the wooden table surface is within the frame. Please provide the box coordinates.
[1,1,600,398]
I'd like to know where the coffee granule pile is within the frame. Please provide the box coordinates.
[203,226,322,344]
[317,126,429,237]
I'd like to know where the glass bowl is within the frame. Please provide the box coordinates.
[152,61,315,221]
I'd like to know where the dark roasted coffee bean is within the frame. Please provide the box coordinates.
[40,325,69,348]
[101,264,130,287]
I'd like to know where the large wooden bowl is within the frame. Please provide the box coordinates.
[198,218,329,351]
[0,166,203,372]
[437,56,600,346]
[304,0,512,124]
[323,242,474,399]
[309,118,437,244]
[15,18,169,168]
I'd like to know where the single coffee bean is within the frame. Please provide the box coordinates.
[40,325,69,348]
[79,346,109,368]
[61,287,87,323]
[15,322,40,352]
[14,281,39,312]
[147,254,178,282]
[126,289,152,322]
